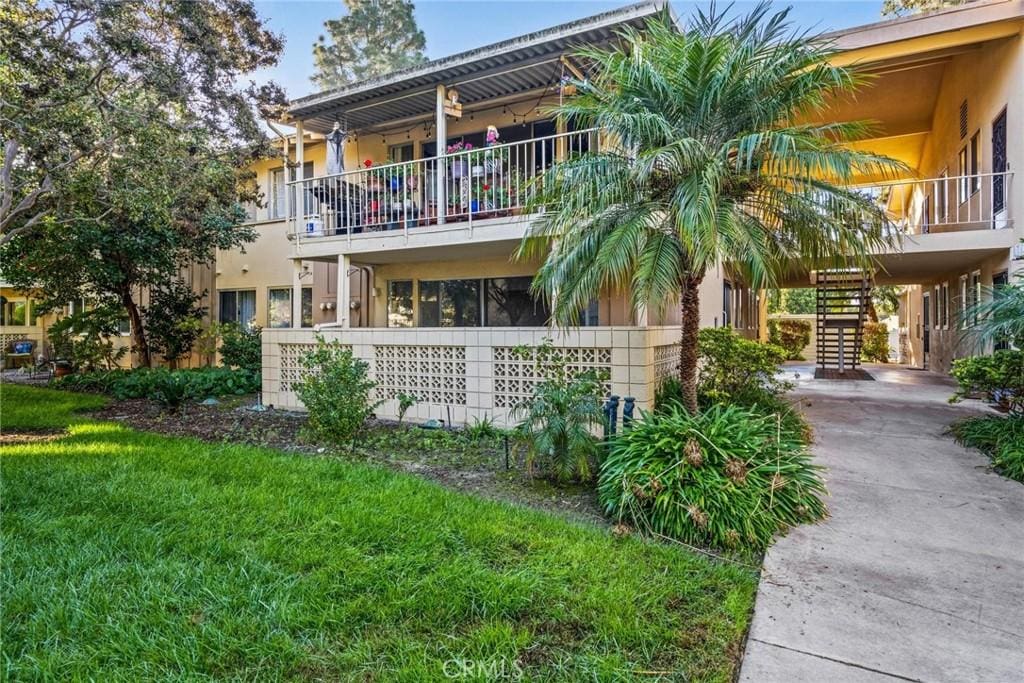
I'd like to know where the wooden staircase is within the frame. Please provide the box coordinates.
[814,270,872,374]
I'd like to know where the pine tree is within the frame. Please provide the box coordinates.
[312,0,427,90]
[881,0,964,18]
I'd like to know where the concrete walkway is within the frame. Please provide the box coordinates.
[740,364,1024,682]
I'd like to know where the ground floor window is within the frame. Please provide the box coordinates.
[578,298,599,326]
[390,276,553,328]
[419,279,481,327]
[722,281,733,327]
[267,287,312,328]
[219,289,257,328]
[993,270,1010,350]
[959,275,969,329]
[485,277,549,326]
[940,282,949,329]
[970,271,981,327]
[388,280,414,328]
[0,297,28,326]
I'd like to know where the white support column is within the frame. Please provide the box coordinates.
[337,253,351,328]
[634,303,649,327]
[292,259,303,329]
[435,84,447,226]
[293,120,305,234]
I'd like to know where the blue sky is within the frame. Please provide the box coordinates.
[252,1,886,102]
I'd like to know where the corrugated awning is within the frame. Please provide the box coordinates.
[287,1,667,134]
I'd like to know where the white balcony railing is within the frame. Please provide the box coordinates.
[854,172,1013,236]
[288,141,1011,241]
[289,129,598,239]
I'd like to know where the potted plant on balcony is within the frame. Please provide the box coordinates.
[447,141,471,179]
[363,159,383,192]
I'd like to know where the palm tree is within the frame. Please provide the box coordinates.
[962,270,1024,350]
[517,4,904,413]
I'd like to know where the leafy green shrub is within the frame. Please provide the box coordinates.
[219,323,262,374]
[860,322,890,363]
[950,350,1024,414]
[143,281,207,367]
[696,328,789,408]
[768,319,811,361]
[47,306,128,371]
[51,369,131,394]
[53,367,259,401]
[949,415,1024,483]
[510,340,606,483]
[655,376,684,411]
[599,403,827,550]
[396,392,417,423]
[295,335,381,446]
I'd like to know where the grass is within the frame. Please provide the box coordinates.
[949,413,1024,483]
[1,384,757,680]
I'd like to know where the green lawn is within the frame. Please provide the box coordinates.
[1,384,756,680]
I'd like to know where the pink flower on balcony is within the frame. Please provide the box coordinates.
[447,141,473,153]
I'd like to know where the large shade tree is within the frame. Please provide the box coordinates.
[518,5,904,412]
[0,0,284,366]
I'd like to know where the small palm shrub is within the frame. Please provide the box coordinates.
[151,373,189,412]
[466,415,502,440]
[860,322,890,363]
[295,335,381,446]
[768,319,812,361]
[511,341,606,482]
[949,415,1024,483]
[599,404,827,550]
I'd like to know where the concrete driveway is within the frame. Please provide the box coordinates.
[740,364,1024,682]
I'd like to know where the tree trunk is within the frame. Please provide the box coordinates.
[121,288,150,368]
[678,273,704,414]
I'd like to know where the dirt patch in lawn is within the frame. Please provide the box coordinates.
[90,397,606,525]
[0,430,65,446]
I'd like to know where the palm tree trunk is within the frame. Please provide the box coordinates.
[678,274,704,414]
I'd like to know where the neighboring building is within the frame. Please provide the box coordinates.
[218,0,1021,424]
[0,265,213,370]
[793,0,1023,373]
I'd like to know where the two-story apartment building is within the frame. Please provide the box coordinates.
[221,1,760,425]
[220,0,1021,425]
[5,1,1019,417]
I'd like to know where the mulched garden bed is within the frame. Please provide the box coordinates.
[90,396,606,524]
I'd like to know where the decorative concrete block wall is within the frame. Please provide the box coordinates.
[261,326,683,427]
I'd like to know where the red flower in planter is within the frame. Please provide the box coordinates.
[363,159,372,168]
[483,184,491,191]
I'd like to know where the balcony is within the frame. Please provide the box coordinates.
[857,172,1013,236]
[287,129,596,245]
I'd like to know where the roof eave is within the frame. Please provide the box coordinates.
[287,0,664,119]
